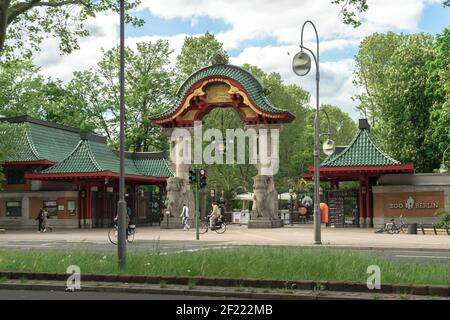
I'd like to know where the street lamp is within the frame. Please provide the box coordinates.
[439,147,450,174]
[292,20,322,244]
[320,109,336,156]
[117,0,127,268]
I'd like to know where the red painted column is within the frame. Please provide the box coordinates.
[79,184,84,228]
[85,181,92,228]
[365,178,371,228]
[359,179,364,221]
[102,184,108,227]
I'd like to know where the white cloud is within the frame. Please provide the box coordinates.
[141,0,434,50]
[31,0,437,119]
[33,13,118,81]
[231,46,361,119]
[136,0,435,119]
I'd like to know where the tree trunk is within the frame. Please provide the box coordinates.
[0,0,10,54]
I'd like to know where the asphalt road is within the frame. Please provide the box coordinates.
[0,289,228,300]
[1,239,450,263]
[0,239,232,254]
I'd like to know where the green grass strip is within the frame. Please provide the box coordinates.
[0,247,449,285]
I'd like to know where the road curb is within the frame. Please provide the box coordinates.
[0,271,448,297]
[0,281,434,300]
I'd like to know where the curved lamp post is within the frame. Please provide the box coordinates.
[292,20,327,245]
[439,147,450,174]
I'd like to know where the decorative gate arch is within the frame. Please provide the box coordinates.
[151,63,295,228]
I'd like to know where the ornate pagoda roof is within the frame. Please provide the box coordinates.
[151,64,295,127]
[321,120,401,167]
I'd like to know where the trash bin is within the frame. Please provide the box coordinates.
[408,223,417,235]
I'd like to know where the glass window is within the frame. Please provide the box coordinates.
[67,200,76,216]
[7,170,25,185]
[6,201,21,217]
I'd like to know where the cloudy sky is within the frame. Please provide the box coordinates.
[33,0,450,120]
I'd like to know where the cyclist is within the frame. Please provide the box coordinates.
[114,207,132,235]
[209,202,221,229]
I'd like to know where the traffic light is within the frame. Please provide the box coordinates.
[189,169,198,185]
[199,168,207,189]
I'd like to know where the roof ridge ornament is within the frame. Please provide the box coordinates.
[211,53,229,65]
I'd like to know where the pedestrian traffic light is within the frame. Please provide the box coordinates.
[189,169,198,185]
[199,169,207,189]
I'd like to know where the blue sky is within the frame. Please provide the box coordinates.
[34,0,450,120]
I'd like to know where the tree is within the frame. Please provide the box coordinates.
[353,32,404,126]
[315,104,357,147]
[174,32,228,87]
[63,39,175,151]
[0,58,68,118]
[425,27,450,168]
[377,34,435,172]
[0,0,143,58]
[331,0,449,28]
[331,0,368,28]
[353,31,448,172]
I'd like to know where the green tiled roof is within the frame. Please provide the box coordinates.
[321,128,401,167]
[42,139,173,178]
[133,156,174,178]
[3,121,81,163]
[1,116,173,179]
[152,64,291,119]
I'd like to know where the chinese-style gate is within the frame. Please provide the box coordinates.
[151,63,295,228]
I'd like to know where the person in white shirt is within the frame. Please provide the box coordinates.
[180,204,190,231]
[209,202,221,228]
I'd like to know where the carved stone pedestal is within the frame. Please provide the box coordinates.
[160,177,195,229]
[247,175,283,229]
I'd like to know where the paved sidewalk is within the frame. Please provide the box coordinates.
[1,225,449,251]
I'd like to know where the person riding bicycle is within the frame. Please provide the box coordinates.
[209,202,222,229]
[114,207,132,235]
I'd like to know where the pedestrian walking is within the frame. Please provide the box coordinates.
[353,205,359,226]
[35,209,45,232]
[180,204,190,231]
[42,209,53,232]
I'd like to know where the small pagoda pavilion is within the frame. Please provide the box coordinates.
[0,116,173,229]
[304,119,414,227]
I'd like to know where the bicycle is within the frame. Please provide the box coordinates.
[385,215,408,234]
[199,216,227,234]
[108,219,136,244]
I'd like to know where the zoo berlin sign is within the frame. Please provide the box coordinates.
[389,195,439,210]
